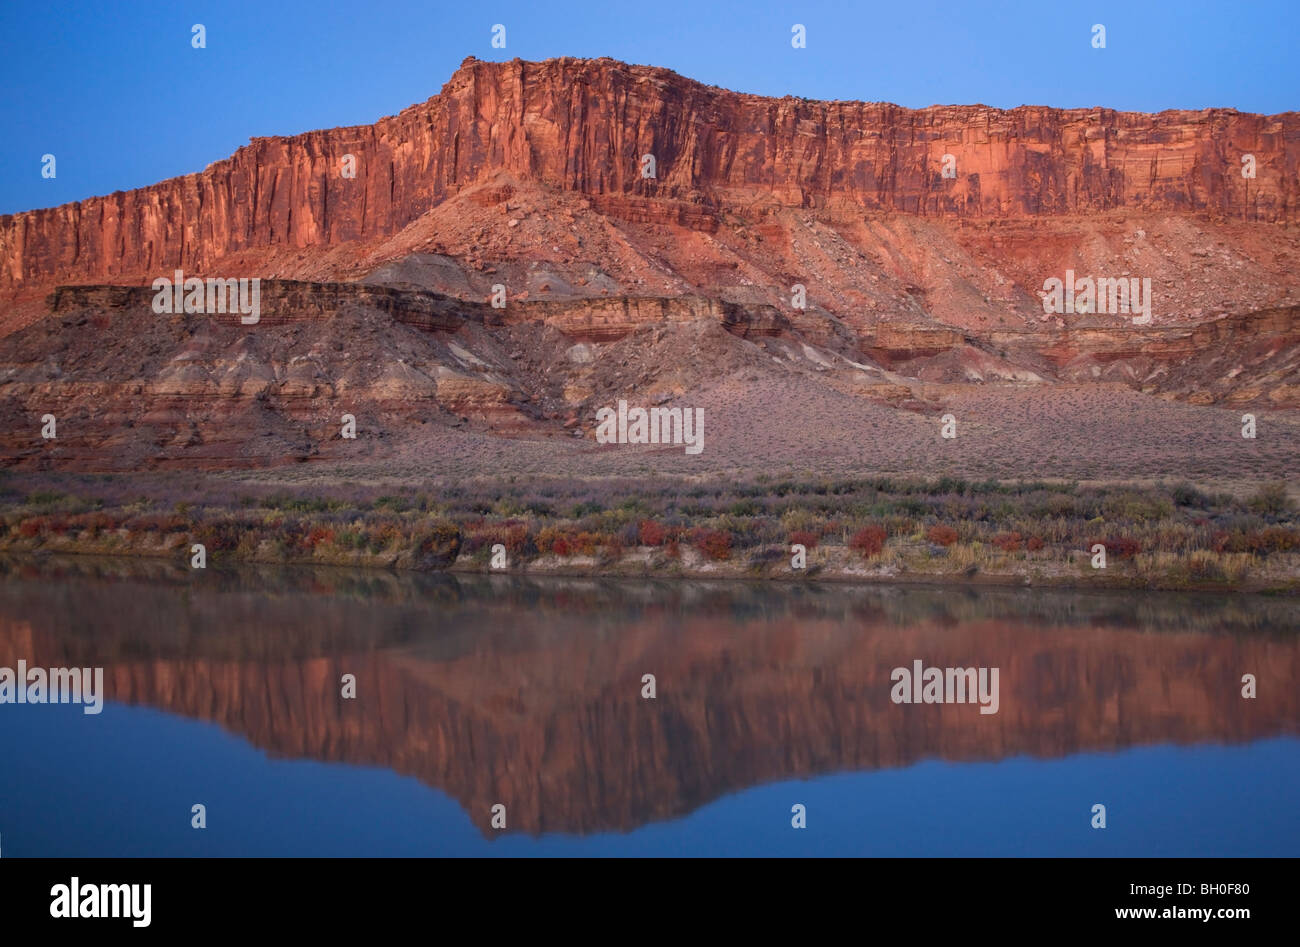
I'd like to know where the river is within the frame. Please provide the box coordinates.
[1,557,1296,856]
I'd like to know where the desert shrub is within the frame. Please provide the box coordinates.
[26,491,68,506]
[1248,482,1292,515]
[991,531,1023,553]
[789,529,819,549]
[690,528,732,561]
[1171,482,1212,508]
[366,522,401,553]
[535,527,564,555]
[748,547,786,569]
[925,524,958,547]
[127,513,186,533]
[849,525,887,557]
[461,522,534,558]
[1243,527,1300,555]
[521,497,557,517]
[1210,530,1236,554]
[1186,551,1227,582]
[893,497,930,517]
[1089,536,1142,559]
[601,533,625,560]
[1102,491,1172,523]
[712,514,766,549]
[263,495,336,514]
[639,519,666,546]
[1031,492,1079,518]
[412,521,461,567]
[571,531,601,556]
[504,524,535,558]
[492,496,528,517]
[1111,536,1142,559]
[780,508,822,534]
[460,527,493,555]
[334,529,366,550]
[304,526,335,550]
[194,519,245,551]
[66,511,117,536]
[276,519,307,551]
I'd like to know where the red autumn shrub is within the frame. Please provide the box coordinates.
[18,519,43,538]
[551,536,571,557]
[1111,537,1141,559]
[195,520,244,551]
[305,526,335,549]
[1089,536,1141,559]
[1244,527,1300,554]
[789,529,819,549]
[505,524,534,557]
[128,514,186,533]
[70,511,117,535]
[926,525,959,547]
[991,531,1023,552]
[639,519,666,546]
[849,525,887,557]
[1026,536,1045,552]
[370,522,401,549]
[534,527,560,554]
[691,528,732,561]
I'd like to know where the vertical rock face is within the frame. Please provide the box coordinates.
[1,56,1296,298]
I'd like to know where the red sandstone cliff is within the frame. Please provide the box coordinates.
[4,57,1299,478]
[2,56,1296,300]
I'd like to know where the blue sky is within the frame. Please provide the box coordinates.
[0,0,1295,215]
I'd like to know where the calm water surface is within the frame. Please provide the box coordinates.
[0,557,1297,856]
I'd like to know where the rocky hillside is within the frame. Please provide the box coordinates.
[3,278,1299,477]
[1,57,1297,479]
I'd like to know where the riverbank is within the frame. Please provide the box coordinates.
[2,473,1298,593]
[3,538,1298,592]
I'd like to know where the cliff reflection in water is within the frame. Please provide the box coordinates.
[1,556,1297,836]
